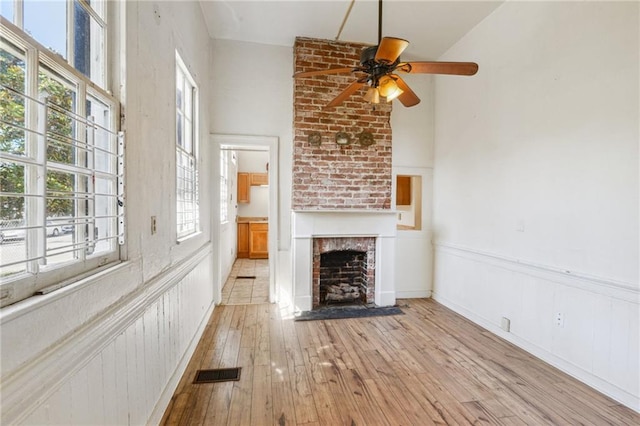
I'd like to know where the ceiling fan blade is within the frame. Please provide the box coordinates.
[293,67,354,78]
[375,37,409,63]
[400,61,478,76]
[393,76,420,107]
[326,80,364,107]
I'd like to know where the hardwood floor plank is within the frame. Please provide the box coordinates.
[239,304,258,349]
[497,415,529,425]
[202,382,234,426]
[300,321,364,424]
[291,364,319,424]
[364,378,413,425]
[255,304,272,366]
[226,347,254,425]
[251,364,273,425]
[162,391,191,426]
[271,371,298,426]
[162,273,640,425]
[461,400,507,424]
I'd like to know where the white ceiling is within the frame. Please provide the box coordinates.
[199,0,503,60]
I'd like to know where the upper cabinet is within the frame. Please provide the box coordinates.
[396,176,411,206]
[250,173,268,186]
[238,172,269,204]
[238,172,250,203]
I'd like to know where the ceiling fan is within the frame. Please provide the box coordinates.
[293,0,478,108]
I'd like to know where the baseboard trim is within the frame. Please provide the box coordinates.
[395,290,431,299]
[435,241,638,302]
[1,244,213,425]
[377,290,397,307]
[147,300,216,425]
[432,292,640,412]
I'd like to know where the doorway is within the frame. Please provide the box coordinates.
[212,134,278,306]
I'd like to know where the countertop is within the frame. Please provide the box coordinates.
[237,217,268,224]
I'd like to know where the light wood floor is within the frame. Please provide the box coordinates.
[221,259,270,305]
[161,297,639,425]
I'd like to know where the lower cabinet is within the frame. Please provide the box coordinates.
[249,223,268,259]
[237,221,268,259]
[237,222,249,258]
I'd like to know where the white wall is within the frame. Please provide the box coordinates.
[220,150,238,282]
[1,2,215,423]
[432,1,639,410]
[392,74,435,298]
[211,39,294,307]
[238,150,269,218]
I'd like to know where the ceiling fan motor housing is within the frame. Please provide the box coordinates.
[360,46,378,65]
[360,45,400,86]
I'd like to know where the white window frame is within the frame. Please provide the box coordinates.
[1,0,108,89]
[0,15,123,308]
[175,52,199,240]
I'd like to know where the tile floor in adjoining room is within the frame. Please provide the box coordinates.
[221,258,270,305]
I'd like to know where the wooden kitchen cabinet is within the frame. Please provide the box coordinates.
[237,172,250,203]
[249,222,268,259]
[250,172,268,186]
[396,175,411,206]
[237,222,249,258]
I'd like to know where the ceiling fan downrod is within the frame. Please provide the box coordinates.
[378,0,383,44]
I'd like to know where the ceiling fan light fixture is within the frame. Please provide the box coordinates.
[292,0,478,108]
[385,86,403,102]
[364,87,380,104]
[377,75,399,97]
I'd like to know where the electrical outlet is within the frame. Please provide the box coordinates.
[501,317,511,332]
[398,213,402,220]
[151,216,157,234]
[555,312,565,328]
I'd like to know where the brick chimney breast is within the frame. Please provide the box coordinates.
[293,37,393,210]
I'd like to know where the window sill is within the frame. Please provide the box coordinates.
[177,231,203,244]
[0,260,131,323]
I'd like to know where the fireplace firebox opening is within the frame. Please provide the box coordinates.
[312,236,376,309]
[319,250,368,305]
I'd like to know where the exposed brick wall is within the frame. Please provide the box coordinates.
[292,37,392,210]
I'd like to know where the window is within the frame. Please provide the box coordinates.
[0,3,123,307]
[2,0,106,88]
[176,53,198,239]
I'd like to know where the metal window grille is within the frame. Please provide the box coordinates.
[0,20,123,305]
[176,54,199,239]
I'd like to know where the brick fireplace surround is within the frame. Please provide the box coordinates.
[291,37,397,312]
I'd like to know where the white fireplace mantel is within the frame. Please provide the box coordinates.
[291,210,397,312]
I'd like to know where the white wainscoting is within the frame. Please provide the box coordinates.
[2,246,214,425]
[432,242,640,411]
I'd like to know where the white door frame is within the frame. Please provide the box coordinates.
[211,134,279,304]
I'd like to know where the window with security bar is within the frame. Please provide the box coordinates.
[176,53,199,239]
[0,2,124,307]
